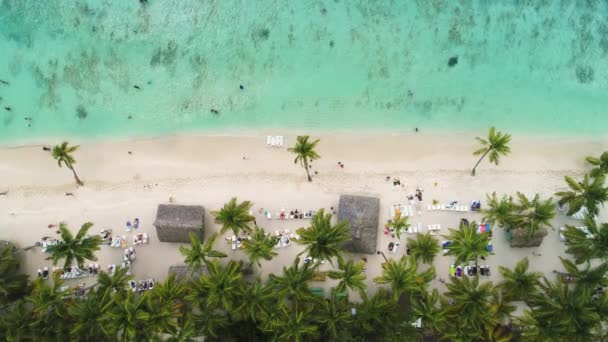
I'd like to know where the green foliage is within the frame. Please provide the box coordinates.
[387,213,410,240]
[556,174,608,216]
[295,209,351,266]
[46,221,102,269]
[179,232,227,272]
[52,141,83,185]
[482,192,515,228]
[188,260,244,312]
[244,226,278,269]
[498,257,542,302]
[471,127,511,176]
[586,151,608,177]
[327,259,367,297]
[412,288,446,336]
[0,244,29,304]
[268,257,317,303]
[373,255,435,298]
[511,192,556,236]
[211,197,255,236]
[563,215,608,264]
[406,232,440,264]
[558,257,608,291]
[442,221,491,265]
[287,135,320,182]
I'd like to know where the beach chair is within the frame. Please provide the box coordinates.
[266,136,272,147]
[449,264,455,277]
[270,136,277,147]
[427,204,432,211]
[265,211,272,219]
[276,136,283,147]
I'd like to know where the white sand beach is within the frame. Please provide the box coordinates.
[1,132,607,298]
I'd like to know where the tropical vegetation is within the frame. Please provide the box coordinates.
[295,209,350,266]
[442,221,492,265]
[287,135,320,182]
[471,126,511,176]
[556,174,608,217]
[45,222,103,268]
[562,215,608,264]
[52,141,84,186]
[586,151,608,177]
[406,232,440,264]
[211,197,255,236]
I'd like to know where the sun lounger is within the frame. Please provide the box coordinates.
[265,211,272,219]
[276,136,283,147]
[449,264,455,277]
[442,240,451,253]
[456,266,462,278]
[266,136,272,147]
[270,136,277,147]
[486,242,493,252]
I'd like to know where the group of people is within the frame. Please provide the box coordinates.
[129,279,155,294]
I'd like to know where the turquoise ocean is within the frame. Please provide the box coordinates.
[1,0,607,143]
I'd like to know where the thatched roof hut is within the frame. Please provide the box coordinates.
[337,194,380,255]
[167,265,205,282]
[509,227,548,248]
[154,204,204,243]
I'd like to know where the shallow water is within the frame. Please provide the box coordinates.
[0,0,607,142]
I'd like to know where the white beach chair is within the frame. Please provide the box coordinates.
[266,136,272,147]
[276,136,283,147]
[270,136,277,147]
[427,204,432,211]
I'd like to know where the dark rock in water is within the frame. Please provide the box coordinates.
[329,40,334,48]
[575,65,594,84]
[259,28,270,40]
[76,105,88,119]
[448,56,458,67]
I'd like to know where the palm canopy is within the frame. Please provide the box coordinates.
[295,209,351,266]
[387,213,410,240]
[563,215,608,264]
[179,232,227,271]
[558,257,608,290]
[104,290,152,341]
[0,244,29,304]
[271,305,319,342]
[406,232,440,264]
[444,276,499,334]
[471,127,511,176]
[412,288,447,336]
[586,151,608,177]
[244,226,278,268]
[188,260,244,311]
[527,278,602,340]
[556,175,608,216]
[28,274,71,339]
[96,267,133,304]
[52,141,83,186]
[482,192,516,229]
[373,255,435,298]
[46,222,102,268]
[69,288,112,341]
[235,277,274,322]
[497,257,542,302]
[442,221,491,265]
[287,135,320,182]
[268,257,317,303]
[316,290,353,340]
[510,192,555,236]
[327,259,367,297]
[211,197,255,236]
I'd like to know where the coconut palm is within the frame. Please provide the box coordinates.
[556,175,608,217]
[563,215,608,263]
[236,277,274,322]
[527,278,602,340]
[95,267,133,304]
[295,209,351,266]
[442,221,491,265]
[412,289,447,337]
[316,290,353,340]
[46,221,102,269]
[373,256,435,298]
[212,197,255,236]
[104,291,152,341]
[0,300,33,341]
[244,226,278,269]
[515,310,563,342]
[351,288,399,340]
[327,259,366,297]
[471,127,511,176]
[268,257,317,303]
[482,192,516,229]
[167,318,199,342]
[510,192,555,236]
[0,243,29,304]
[69,288,112,341]
[444,276,499,334]
[557,257,608,290]
[179,232,227,272]
[586,151,608,177]
[189,260,243,312]
[387,213,410,240]
[28,274,71,339]
[406,232,440,264]
[287,135,321,182]
[151,273,187,308]
[498,257,542,302]
[52,141,84,186]
[271,305,319,341]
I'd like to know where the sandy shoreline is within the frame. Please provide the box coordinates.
[0,131,606,298]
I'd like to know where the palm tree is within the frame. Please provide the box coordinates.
[557,257,608,290]
[287,135,320,182]
[327,259,367,297]
[268,257,317,303]
[412,289,446,337]
[387,213,410,240]
[189,260,243,312]
[373,256,435,298]
[556,175,608,216]
[28,274,71,339]
[444,276,498,334]
[95,267,133,304]
[471,127,511,176]
[563,215,608,263]
[586,151,608,177]
[406,233,440,264]
[211,197,254,236]
[351,288,399,340]
[0,243,29,304]
[316,290,353,340]
[46,221,102,269]
[244,226,278,270]
[104,291,152,341]
[179,232,227,272]
[0,300,33,341]
[271,305,319,341]
[442,221,491,265]
[69,288,112,341]
[482,192,516,229]
[295,209,351,266]
[527,278,602,339]
[497,257,542,302]
[236,277,274,322]
[52,141,84,186]
[511,192,555,236]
